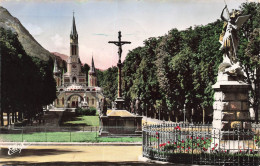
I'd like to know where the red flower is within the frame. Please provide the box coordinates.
[174,142,176,145]
[197,143,199,146]
[250,149,253,152]
[159,144,162,147]
[177,146,180,148]
[156,137,159,139]
[196,137,199,139]
[215,143,218,147]
[168,141,170,144]
[186,149,188,152]
[182,140,184,143]
[156,132,158,135]
[212,147,215,151]
[164,143,166,146]
[206,137,208,140]
[190,137,193,139]
[181,146,184,149]
[188,147,191,149]
[204,141,206,144]
[201,137,204,140]
[225,150,227,153]
[240,150,242,153]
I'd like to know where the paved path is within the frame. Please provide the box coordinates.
[0,145,148,165]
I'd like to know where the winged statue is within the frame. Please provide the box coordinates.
[219,5,250,64]
[218,5,250,78]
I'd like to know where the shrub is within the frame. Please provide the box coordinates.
[75,107,97,116]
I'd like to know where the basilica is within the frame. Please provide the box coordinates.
[53,14,103,109]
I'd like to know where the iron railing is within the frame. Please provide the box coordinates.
[0,125,142,142]
[143,123,260,165]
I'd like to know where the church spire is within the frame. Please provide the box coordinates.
[53,58,59,74]
[90,55,96,73]
[70,12,78,41]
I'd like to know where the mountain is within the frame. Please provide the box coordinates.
[0,6,54,61]
[52,52,68,61]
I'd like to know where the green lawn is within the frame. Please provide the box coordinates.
[65,116,99,126]
[0,132,142,142]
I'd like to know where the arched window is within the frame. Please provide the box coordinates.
[73,77,76,83]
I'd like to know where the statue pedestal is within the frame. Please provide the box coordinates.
[115,97,125,110]
[211,73,252,149]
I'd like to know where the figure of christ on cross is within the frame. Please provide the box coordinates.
[108,31,131,63]
[108,31,131,105]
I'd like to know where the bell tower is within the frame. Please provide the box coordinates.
[63,12,86,86]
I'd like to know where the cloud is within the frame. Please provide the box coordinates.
[24,23,43,36]
[92,33,109,37]
[51,34,64,47]
[50,34,67,53]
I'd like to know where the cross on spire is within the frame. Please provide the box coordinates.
[108,31,131,63]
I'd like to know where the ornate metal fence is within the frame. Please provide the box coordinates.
[143,123,260,165]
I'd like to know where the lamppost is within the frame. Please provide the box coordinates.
[146,103,148,124]
[183,104,186,123]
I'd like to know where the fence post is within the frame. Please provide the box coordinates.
[96,126,97,142]
[45,125,47,142]
[22,127,24,142]
[70,126,72,142]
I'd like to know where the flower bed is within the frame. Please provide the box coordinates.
[143,123,260,165]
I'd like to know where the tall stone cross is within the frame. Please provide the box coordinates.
[108,31,131,102]
[108,31,131,63]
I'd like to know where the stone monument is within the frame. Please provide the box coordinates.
[99,31,142,137]
[211,5,251,149]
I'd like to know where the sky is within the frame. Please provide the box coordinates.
[0,0,258,69]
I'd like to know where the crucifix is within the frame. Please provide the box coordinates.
[108,31,131,109]
[108,31,131,63]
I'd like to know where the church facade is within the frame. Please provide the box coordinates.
[53,14,103,109]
